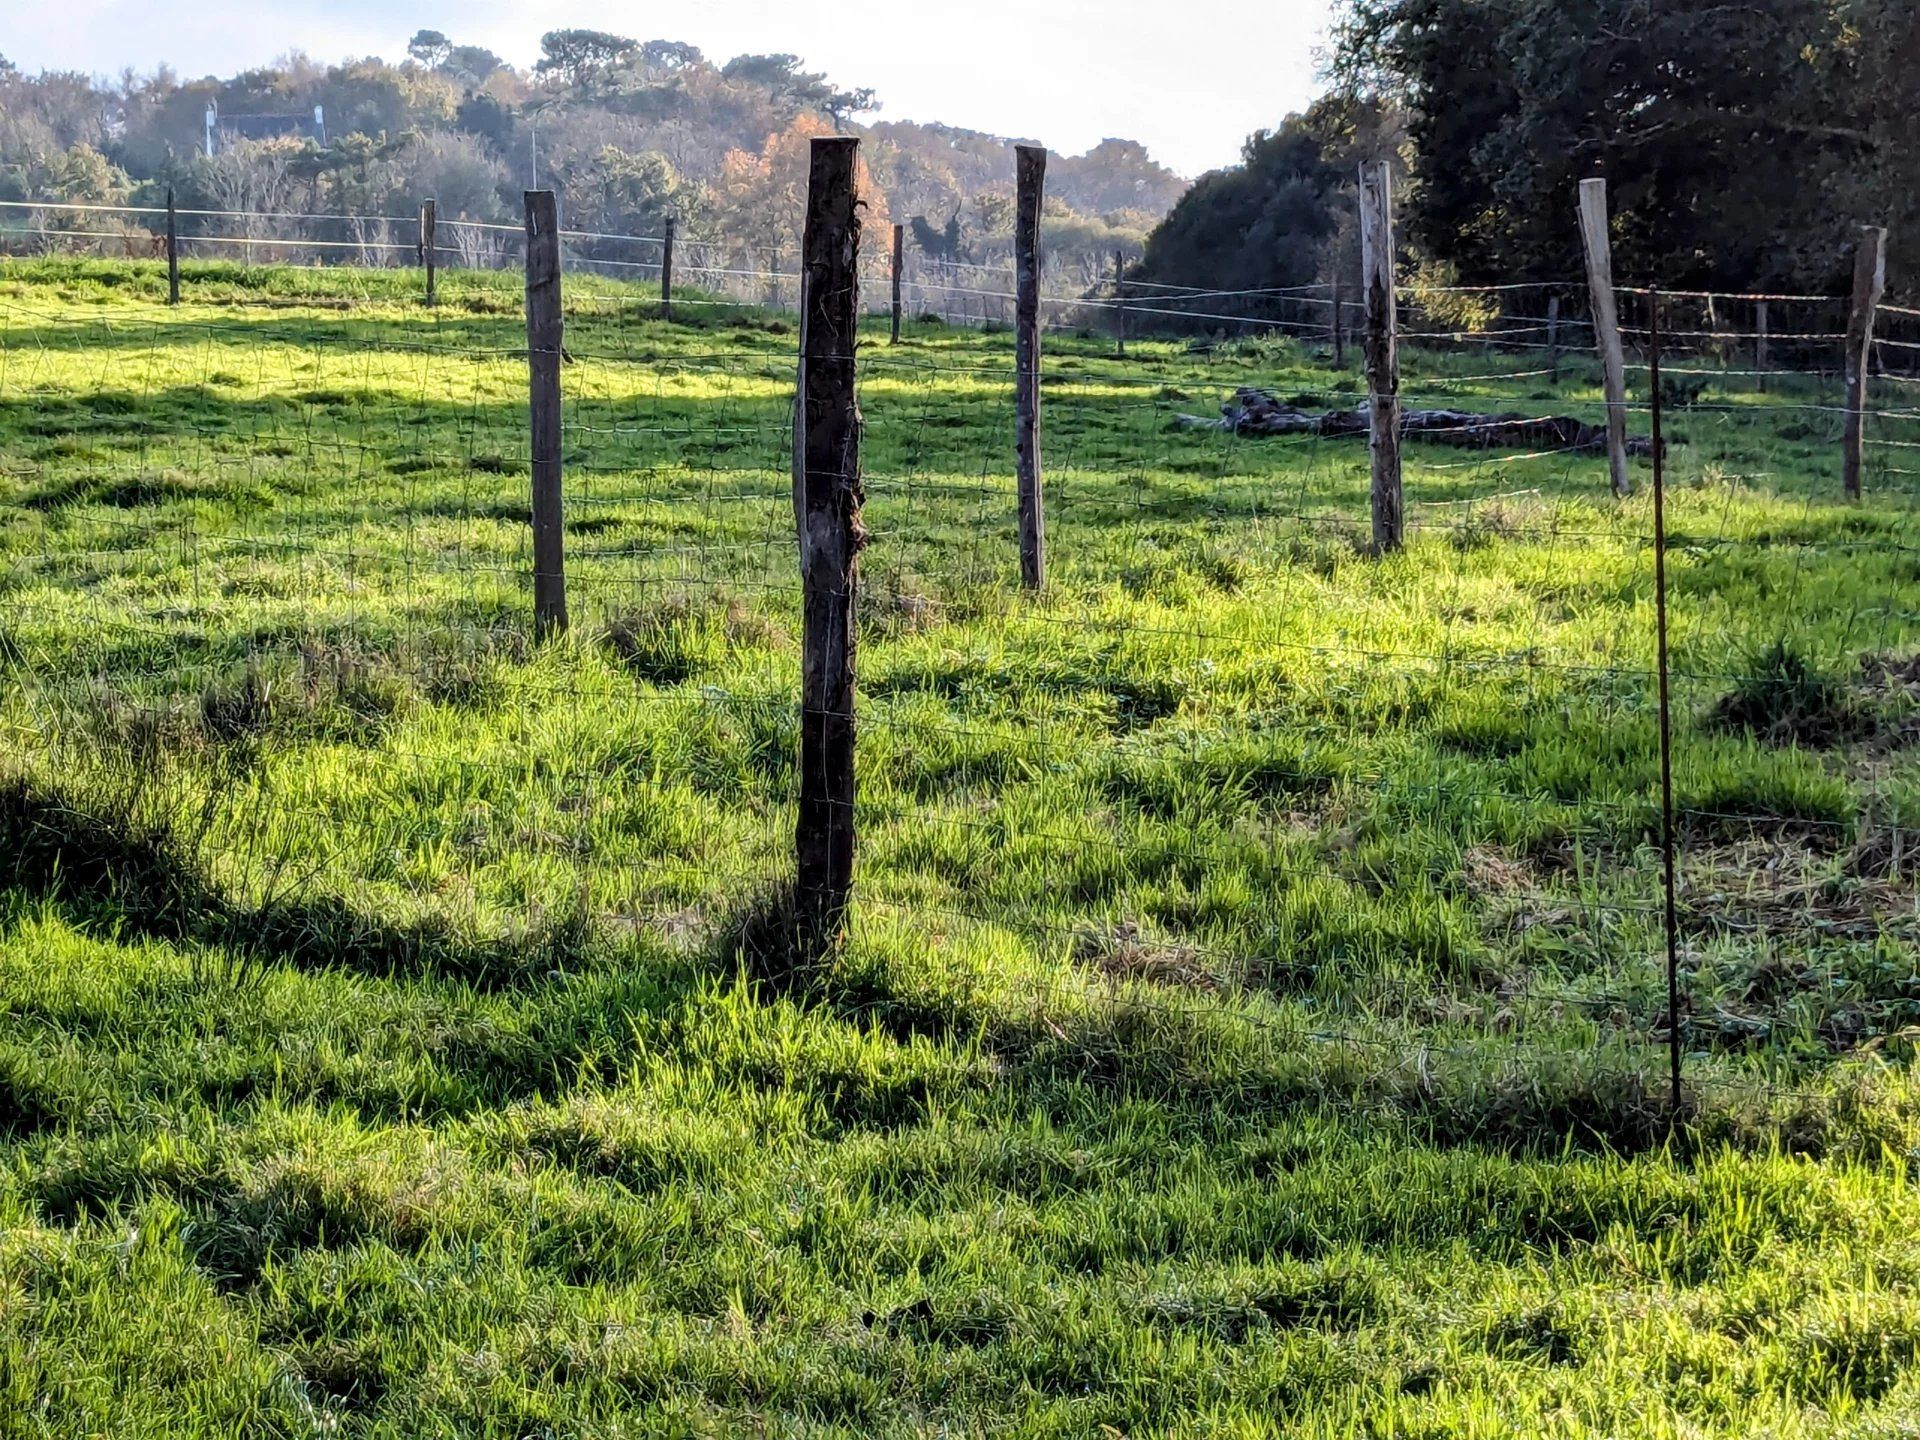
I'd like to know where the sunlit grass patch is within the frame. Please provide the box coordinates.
[0,259,1917,1436]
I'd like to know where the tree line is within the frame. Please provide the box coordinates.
[0,31,1187,289]
[7,6,1908,314]
[1132,0,1914,315]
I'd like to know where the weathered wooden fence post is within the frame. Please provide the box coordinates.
[1577,178,1633,497]
[1015,144,1047,589]
[524,190,568,638]
[1114,248,1127,358]
[795,136,864,953]
[1844,224,1888,502]
[1755,300,1770,392]
[891,223,904,345]
[1546,294,1562,382]
[661,215,675,321]
[165,186,180,306]
[420,198,437,306]
[1358,161,1403,554]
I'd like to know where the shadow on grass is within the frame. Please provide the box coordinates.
[714,883,1920,1161]
[0,783,1895,1166]
[705,883,1696,1155]
[0,779,587,989]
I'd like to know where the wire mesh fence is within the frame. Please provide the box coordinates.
[10,194,1920,375]
[0,182,1914,1147]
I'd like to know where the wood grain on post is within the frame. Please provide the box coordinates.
[1844,225,1888,501]
[661,215,675,321]
[1358,162,1403,554]
[795,136,864,951]
[1577,178,1633,497]
[891,223,904,345]
[1114,248,1126,358]
[420,198,437,306]
[523,190,568,638]
[1015,144,1047,589]
[165,186,180,306]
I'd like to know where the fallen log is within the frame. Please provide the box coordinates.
[1180,387,1660,457]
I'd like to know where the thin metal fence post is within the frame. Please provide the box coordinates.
[1331,274,1345,369]
[1648,289,1683,1120]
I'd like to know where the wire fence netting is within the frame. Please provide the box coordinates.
[1,210,1916,1144]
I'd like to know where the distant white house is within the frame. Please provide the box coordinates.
[204,100,328,157]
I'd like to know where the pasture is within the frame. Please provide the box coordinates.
[1,258,1917,1437]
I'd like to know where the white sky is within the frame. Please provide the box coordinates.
[1,0,1335,178]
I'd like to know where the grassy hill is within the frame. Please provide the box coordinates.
[1,258,1918,1437]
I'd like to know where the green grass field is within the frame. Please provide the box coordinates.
[2,257,1919,1437]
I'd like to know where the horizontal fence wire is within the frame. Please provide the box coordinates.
[9,196,1918,378]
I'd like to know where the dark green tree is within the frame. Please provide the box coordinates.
[454,92,514,153]
[1331,0,1917,296]
[721,53,876,126]
[908,212,963,265]
[639,41,704,73]
[535,30,640,88]
[719,53,803,88]
[406,31,451,70]
[444,46,505,87]
[1129,100,1397,328]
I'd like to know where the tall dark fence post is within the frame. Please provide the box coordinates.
[891,222,904,345]
[524,190,568,638]
[420,197,437,306]
[1114,248,1126,359]
[795,136,864,953]
[1015,144,1047,590]
[1578,178,1633,497]
[661,215,675,322]
[1844,224,1888,502]
[1358,161,1403,554]
[1755,300,1770,393]
[165,186,180,306]
[1545,294,1561,383]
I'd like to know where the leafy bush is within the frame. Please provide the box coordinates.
[1711,640,1871,748]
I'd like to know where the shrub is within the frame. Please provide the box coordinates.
[1711,640,1871,748]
